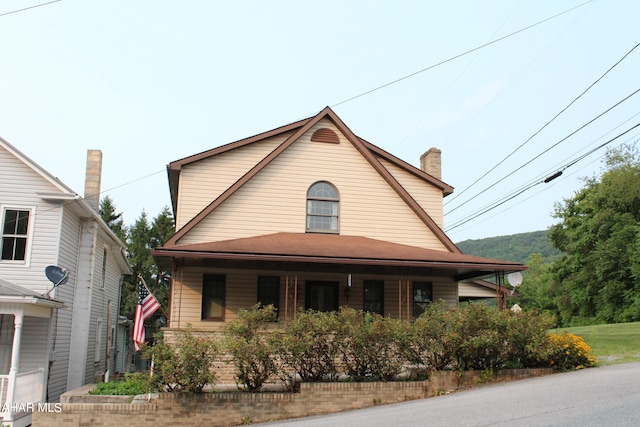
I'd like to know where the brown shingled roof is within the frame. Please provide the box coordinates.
[152,233,525,280]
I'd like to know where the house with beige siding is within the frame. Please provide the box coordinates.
[0,138,131,427]
[152,107,525,338]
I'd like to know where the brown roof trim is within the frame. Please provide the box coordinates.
[153,233,525,275]
[468,279,519,297]
[166,107,459,253]
[166,117,312,214]
[321,109,460,253]
[166,108,333,245]
[167,117,312,171]
[156,249,523,270]
[360,138,454,196]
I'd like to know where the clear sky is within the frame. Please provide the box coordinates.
[2,0,639,242]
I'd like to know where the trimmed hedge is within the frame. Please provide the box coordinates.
[130,303,597,393]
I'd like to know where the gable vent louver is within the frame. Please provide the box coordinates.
[311,128,340,144]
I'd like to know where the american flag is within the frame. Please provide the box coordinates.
[132,281,161,351]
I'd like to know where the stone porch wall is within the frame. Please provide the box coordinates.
[32,369,552,427]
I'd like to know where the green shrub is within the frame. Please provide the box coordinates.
[409,301,460,371]
[279,310,340,382]
[223,304,283,391]
[142,325,217,393]
[548,332,598,371]
[335,308,410,381]
[89,373,149,395]
[452,304,509,370]
[503,310,556,368]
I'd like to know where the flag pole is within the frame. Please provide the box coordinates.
[138,274,169,319]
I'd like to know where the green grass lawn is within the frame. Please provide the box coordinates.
[551,322,640,365]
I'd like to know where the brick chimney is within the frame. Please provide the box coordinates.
[420,147,441,180]
[84,150,103,212]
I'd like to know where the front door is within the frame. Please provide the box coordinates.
[305,281,339,312]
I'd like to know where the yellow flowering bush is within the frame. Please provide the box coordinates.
[548,332,598,371]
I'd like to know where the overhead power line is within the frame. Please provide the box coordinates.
[328,0,593,109]
[446,87,640,216]
[0,0,61,17]
[445,123,640,232]
[445,40,640,207]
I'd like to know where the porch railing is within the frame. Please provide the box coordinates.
[0,368,45,410]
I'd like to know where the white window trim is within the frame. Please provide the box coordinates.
[306,181,340,234]
[0,205,35,267]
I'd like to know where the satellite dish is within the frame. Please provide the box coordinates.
[507,272,523,287]
[45,265,69,286]
[507,272,523,295]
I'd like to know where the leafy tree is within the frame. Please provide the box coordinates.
[548,142,640,325]
[512,253,558,320]
[457,230,562,264]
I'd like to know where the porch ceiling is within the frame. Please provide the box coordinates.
[153,233,526,281]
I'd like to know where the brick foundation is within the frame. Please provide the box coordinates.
[32,369,552,427]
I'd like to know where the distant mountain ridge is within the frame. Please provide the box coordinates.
[456,230,562,264]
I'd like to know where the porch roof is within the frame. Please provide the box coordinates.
[0,278,65,308]
[153,233,526,281]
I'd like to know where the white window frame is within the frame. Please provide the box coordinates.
[0,206,35,265]
[306,181,339,234]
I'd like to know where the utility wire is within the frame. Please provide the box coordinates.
[0,0,61,17]
[395,0,525,149]
[2,168,166,229]
[447,111,640,233]
[439,3,592,152]
[328,1,593,109]
[446,41,640,207]
[446,87,640,215]
[445,123,640,231]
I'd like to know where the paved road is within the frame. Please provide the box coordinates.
[259,363,640,426]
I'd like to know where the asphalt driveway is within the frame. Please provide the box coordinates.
[259,362,640,426]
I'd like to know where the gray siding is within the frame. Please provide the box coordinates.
[47,207,81,402]
[19,316,50,372]
[1,141,130,402]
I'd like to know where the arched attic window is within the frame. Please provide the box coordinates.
[306,181,339,233]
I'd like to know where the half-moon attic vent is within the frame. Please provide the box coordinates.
[311,128,340,144]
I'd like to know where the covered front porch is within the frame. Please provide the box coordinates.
[0,279,63,427]
[153,233,527,329]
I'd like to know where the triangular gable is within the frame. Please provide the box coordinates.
[0,136,132,263]
[167,117,312,213]
[166,107,460,253]
[0,136,76,195]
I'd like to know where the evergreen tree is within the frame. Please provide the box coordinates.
[121,211,153,320]
[121,208,175,326]
[99,196,127,243]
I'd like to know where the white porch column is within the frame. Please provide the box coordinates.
[5,312,24,408]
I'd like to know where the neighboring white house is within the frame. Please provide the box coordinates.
[0,137,131,427]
